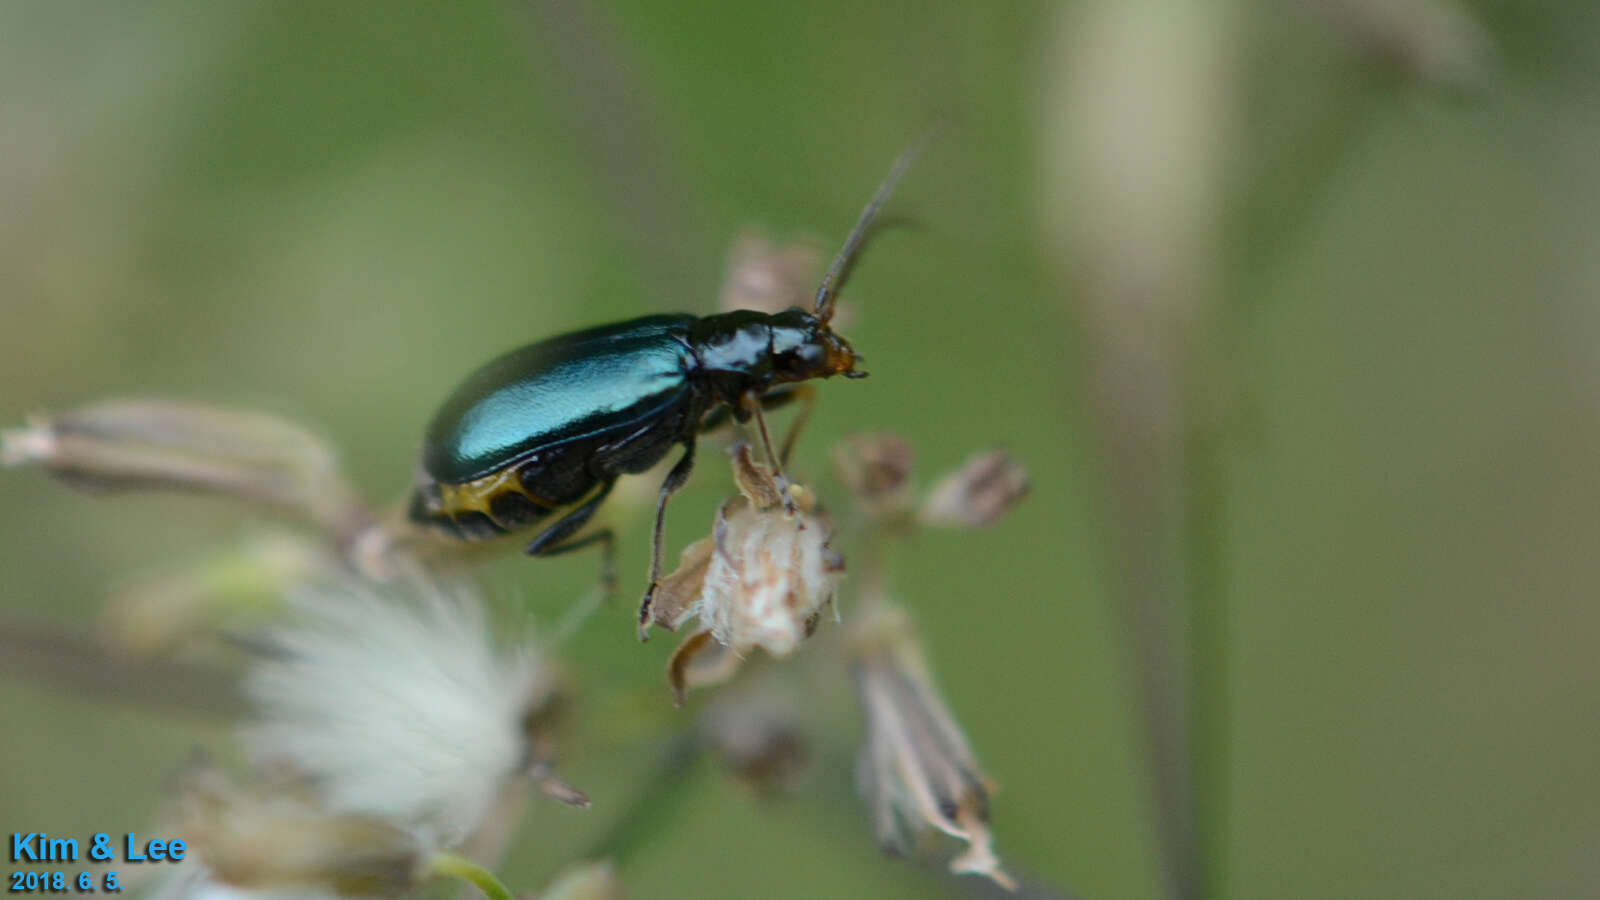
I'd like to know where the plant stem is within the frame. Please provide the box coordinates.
[1185,408,1230,900]
[0,619,243,716]
[430,852,515,900]
[579,735,703,866]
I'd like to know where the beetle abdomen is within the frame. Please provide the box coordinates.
[408,388,701,542]
[409,314,706,543]
[421,314,698,485]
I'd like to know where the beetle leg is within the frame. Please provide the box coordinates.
[700,384,810,456]
[525,480,618,595]
[698,401,741,434]
[533,529,617,594]
[745,392,798,517]
[774,384,815,467]
[637,439,698,640]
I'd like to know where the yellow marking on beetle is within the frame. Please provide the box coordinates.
[434,466,548,518]
[429,467,612,536]
[410,466,660,558]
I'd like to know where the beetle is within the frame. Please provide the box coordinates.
[406,141,922,629]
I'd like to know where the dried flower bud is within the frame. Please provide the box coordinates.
[831,432,916,522]
[646,445,844,704]
[1308,0,1493,90]
[699,687,810,793]
[918,448,1030,529]
[849,604,1014,890]
[718,230,823,316]
[0,401,372,541]
[536,859,625,900]
[171,760,428,898]
[101,534,335,660]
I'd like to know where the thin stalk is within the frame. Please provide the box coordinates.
[517,0,709,307]
[578,735,703,866]
[429,852,516,900]
[0,619,242,716]
[1184,407,1230,900]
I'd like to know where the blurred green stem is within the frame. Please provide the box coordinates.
[1195,46,1406,900]
[0,619,242,716]
[579,735,703,866]
[430,852,515,900]
[519,0,709,306]
[1184,405,1230,900]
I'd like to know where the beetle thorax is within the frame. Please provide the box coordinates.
[687,307,856,405]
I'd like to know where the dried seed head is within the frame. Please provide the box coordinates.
[918,448,1030,529]
[170,760,427,898]
[646,445,844,703]
[0,401,372,541]
[1309,0,1494,90]
[831,432,916,522]
[536,859,625,900]
[699,686,811,793]
[719,230,824,316]
[849,604,1014,890]
[241,571,585,847]
[700,490,840,657]
[101,534,335,660]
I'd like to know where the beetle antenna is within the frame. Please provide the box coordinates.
[814,131,933,322]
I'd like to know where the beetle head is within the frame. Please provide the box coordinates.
[769,307,864,384]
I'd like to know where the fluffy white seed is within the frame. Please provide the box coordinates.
[240,574,551,847]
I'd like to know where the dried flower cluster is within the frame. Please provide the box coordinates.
[831,432,1030,889]
[849,605,1014,889]
[832,432,1030,532]
[6,386,1031,895]
[162,759,429,898]
[643,444,843,704]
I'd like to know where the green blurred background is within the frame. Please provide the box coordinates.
[3,2,1598,898]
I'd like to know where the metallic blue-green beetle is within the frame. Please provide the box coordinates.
[407,144,920,625]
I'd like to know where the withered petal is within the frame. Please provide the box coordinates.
[647,536,716,632]
[530,766,592,809]
[666,627,744,707]
[730,443,785,510]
